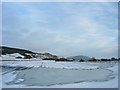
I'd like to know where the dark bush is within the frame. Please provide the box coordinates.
[16,56,22,59]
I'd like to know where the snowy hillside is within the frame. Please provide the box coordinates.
[1,53,24,60]
[0,46,58,60]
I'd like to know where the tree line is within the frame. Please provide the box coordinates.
[43,57,119,62]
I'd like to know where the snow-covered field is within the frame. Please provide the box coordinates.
[0,60,118,88]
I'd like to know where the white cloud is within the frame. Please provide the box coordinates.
[2,2,118,58]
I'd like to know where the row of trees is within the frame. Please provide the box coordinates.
[43,58,74,62]
[79,57,118,62]
[43,57,119,62]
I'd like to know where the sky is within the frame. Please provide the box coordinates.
[2,2,118,58]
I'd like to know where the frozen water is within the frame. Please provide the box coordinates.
[7,67,113,86]
[1,61,118,88]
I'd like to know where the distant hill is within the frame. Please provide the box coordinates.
[1,46,35,55]
[67,55,91,61]
[0,46,58,60]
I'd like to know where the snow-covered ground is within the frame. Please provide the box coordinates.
[1,53,24,60]
[0,60,116,69]
[0,60,118,88]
